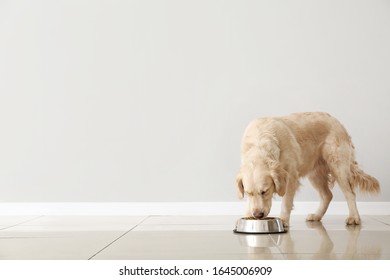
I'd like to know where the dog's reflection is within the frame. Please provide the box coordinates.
[236,221,381,259]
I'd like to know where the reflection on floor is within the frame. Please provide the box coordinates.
[0,215,389,259]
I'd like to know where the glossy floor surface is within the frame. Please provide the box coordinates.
[0,215,389,260]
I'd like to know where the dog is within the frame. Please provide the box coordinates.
[236,112,380,227]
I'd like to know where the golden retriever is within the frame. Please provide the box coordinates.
[236,112,380,227]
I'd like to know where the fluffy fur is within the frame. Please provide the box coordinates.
[236,112,380,227]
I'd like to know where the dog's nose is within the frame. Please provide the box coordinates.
[253,211,265,219]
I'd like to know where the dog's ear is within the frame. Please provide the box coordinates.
[270,165,288,197]
[236,174,245,199]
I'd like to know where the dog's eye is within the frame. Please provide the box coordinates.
[261,190,266,196]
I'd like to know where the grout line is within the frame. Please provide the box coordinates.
[0,215,45,231]
[87,216,150,260]
[369,216,390,226]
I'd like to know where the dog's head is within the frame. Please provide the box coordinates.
[236,161,288,218]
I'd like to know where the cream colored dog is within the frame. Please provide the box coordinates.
[236,112,380,227]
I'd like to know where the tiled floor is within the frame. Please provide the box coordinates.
[0,215,389,260]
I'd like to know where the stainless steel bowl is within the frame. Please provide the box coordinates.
[234,217,287,234]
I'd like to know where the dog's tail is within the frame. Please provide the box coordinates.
[350,162,380,194]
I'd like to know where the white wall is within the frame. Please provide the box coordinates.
[0,0,389,203]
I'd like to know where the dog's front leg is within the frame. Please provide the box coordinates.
[280,181,299,227]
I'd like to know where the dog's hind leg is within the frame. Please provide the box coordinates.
[336,174,361,225]
[306,160,334,222]
[324,142,361,225]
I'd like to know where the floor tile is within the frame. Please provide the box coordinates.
[274,223,390,258]
[91,230,281,260]
[13,216,147,231]
[0,216,41,229]
[141,215,240,225]
[133,224,233,231]
[135,215,238,231]
[0,231,124,260]
[371,215,390,225]
[0,215,388,260]
[0,216,147,259]
[287,215,390,231]
[284,253,390,260]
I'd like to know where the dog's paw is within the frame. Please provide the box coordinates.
[345,216,361,225]
[280,218,289,228]
[306,213,322,222]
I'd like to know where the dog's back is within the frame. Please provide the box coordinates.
[279,112,352,174]
[242,112,350,176]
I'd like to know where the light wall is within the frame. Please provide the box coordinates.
[0,0,389,202]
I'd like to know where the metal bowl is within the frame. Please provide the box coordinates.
[234,217,287,234]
